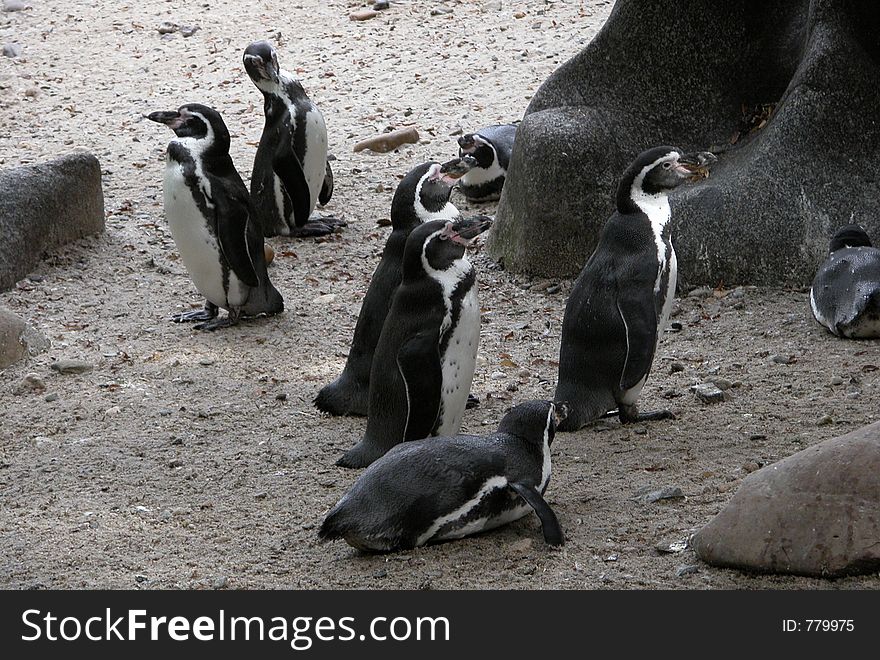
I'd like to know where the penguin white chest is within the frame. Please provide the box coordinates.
[301,108,328,209]
[436,285,480,436]
[163,162,246,309]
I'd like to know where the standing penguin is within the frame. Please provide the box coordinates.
[147,103,283,331]
[336,215,492,468]
[555,146,715,431]
[243,40,343,238]
[454,123,517,202]
[320,400,566,551]
[810,224,880,338]
[315,162,462,416]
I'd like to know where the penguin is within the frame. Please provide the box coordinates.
[147,103,283,331]
[336,215,492,468]
[243,40,344,238]
[319,400,566,552]
[314,162,463,416]
[455,123,517,202]
[554,146,716,431]
[810,224,880,338]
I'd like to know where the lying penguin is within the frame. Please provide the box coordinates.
[319,400,566,551]
[555,146,716,431]
[147,103,283,331]
[243,40,344,238]
[315,162,463,417]
[336,215,492,468]
[451,123,517,202]
[810,224,880,338]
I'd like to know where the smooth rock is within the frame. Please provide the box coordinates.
[691,383,726,404]
[0,309,49,368]
[349,9,378,21]
[374,1,390,9]
[636,486,685,504]
[0,152,105,291]
[12,373,45,395]
[2,43,22,57]
[50,359,93,374]
[692,421,880,577]
[3,0,27,11]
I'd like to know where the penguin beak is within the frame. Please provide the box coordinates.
[443,215,493,245]
[427,162,462,186]
[439,156,476,180]
[457,134,477,153]
[677,151,717,180]
[146,110,184,130]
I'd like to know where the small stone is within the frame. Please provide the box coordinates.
[349,8,378,21]
[688,286,713,298]
[12,373,45,395]
[506,382,518,392]
[373,568,388,578]
[212,576,228,589]
[157,21,178,34]
[829,376,844,386]
[275,392,288,401]
[179,25,199,37]
[655,538,688,554]
[637,486,685,504]
[711,378,733,391]
[546,283,561,294]
[134,574,149,583]
[4,0,27,11]
[157,408,173,416]
[373,0,390,9]
[50,359,93,374]
[198,357,215,366]
[2,43,22,58]
[771,354,793,365]
[312,293,337,305]
[431,6,453,15]
[490,371,505,380]
[691,382,726,404]
[254,491,268,500]
[669,361,685,374]
[817,414,833,426]
[604,553,619,562]
[104,406,121,416]
[44,392,59,402]
[676,564,700,577]
[168,458,184,468]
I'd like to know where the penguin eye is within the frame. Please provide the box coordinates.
[662,162,672,170]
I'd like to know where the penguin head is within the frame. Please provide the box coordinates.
[829,224,872,252]
[243,40,281,85]
[618,146,716,211]
[458,133,495,168]
[147,103,231,150]
[402,216,492,278]
[391,162,460,229]
[497,400,567,446]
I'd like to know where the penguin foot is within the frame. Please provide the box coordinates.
[171,302,218,324]
[618,405,675,424]
[194,310,241,331]
[314,378,369,417]
[465,393,481,409]
[290,215,347,238]
[336,440,386,469]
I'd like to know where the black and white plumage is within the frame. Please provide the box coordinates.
[147,104,283,331]
[243,40,343,238]
[555,146,715,431]
[810,224,880,338]
[336,215,492,469]
[455,123,517,202]
[319,400,566,552]
[315,162,462,417]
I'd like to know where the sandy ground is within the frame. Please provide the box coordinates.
[1,0,878,590]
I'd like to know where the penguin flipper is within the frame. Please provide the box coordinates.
[319,160,334,206]
[272,150,313,228]
[215,192,260,288]
[397,331,442,441]
[616,292,658,392]
[509,482,564,546]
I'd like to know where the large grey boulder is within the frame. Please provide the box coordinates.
[0,152,105,291]
[691,421,880,577]
[0,308,49,369]
[488,0,880,286]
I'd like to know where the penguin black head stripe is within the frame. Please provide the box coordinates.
[617,146,713,212]
[408,216,492,277]
[390,163,459,228]
[830,224,872,252]
[243,40,280,86]
[147,104,231,158]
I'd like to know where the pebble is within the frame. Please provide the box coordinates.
[676,564,700,577]
[829,376,844,386]
[817,414,833,426]
[50,359,93,374]
[157,21,178,34]
[770,354,793,365]
[688,286,713,298]
[490,371,505,380]
[710,378,733,391]
[484,0,502,10]
[198,357,215,366]
[312,293,337,305]
[12,373,45,395]
[104,406,121,416]
[655,538,688,554]
[545,283,561,294]
[373,0,389,9]
[2,43,22,58]
[691,382,726,404]
[275,392,288,401]
[254,491,268,500]
[373,568,388,579]
[168,458,184,468]
[669,361,684,374]
[349,8,378,21]
[637,486,685,504]
[179,25,199,37]
[212,576,229,589]
[4,0,26,11]
[44,393,59,402]
[431,6,453,15]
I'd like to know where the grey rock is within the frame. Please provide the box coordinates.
[655,538,688,554]
[0,309,49,368]
[3,0,27,11]
[691,383,726,404]
[44,392,58,402]
[488,1,880,287]
[0,152,105,291]
[771,354,793,365]
[373,0,390,9]
[212,576,228,589]
[676,564,700,577]
[49,359,93,374]
[2,43,22,58]
[636,486,685,504]
[692,420,880,577]
[12,373,45,395]
[669,361,685,374]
